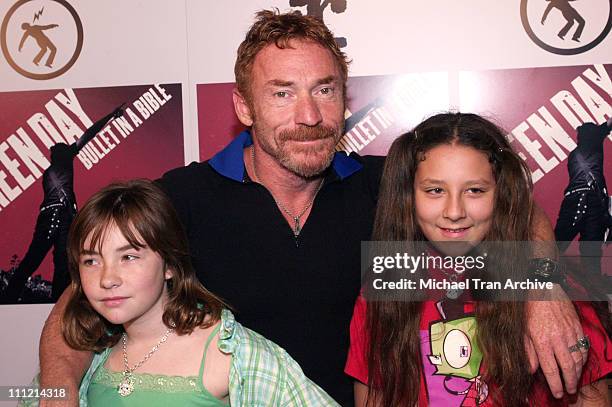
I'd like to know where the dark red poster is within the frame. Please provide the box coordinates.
[0,83,184,303]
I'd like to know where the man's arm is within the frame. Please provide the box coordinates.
[39,289,92,407]
[525,204,585,399]
[530,204,558,258]
[73,104,124,152]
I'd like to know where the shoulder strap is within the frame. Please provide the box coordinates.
[198,323,222,381]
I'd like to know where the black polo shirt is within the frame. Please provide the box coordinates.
[159,131,384,406]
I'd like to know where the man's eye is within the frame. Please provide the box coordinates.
[123,254,138,261]
[320,87,334,95]
[274,91,288,98]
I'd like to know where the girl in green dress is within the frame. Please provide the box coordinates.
[61,179,338,406]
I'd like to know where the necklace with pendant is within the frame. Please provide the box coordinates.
[118,327,174,397]
[445,274,463,299]
[439,267,463,300]
[439,266,464,300]
[251,146,324,239]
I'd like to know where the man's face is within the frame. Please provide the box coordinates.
[237,39,345,178]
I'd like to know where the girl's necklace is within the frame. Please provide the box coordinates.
[117,327,174,397]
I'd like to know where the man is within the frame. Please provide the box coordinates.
[555,118,612,277]
[39,10,587,406]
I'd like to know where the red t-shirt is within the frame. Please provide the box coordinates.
[345,295,611,406]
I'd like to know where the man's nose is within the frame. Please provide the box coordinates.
[294,94,323,127]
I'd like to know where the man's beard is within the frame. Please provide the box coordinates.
[256,124,340,178]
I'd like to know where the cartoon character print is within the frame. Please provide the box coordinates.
[426,301,489,406]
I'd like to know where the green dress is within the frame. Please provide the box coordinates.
[87,324,227,407]
[19,309,339,406]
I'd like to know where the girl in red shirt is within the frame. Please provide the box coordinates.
[345,113,611,406]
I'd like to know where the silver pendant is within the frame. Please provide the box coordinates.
[118,373,135,397]
[293,217,301,237]
[446,288,463,300]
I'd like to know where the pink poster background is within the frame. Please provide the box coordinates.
[457,65,612,223]
[0,83,184,282]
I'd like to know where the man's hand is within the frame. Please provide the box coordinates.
[525,285,585,399]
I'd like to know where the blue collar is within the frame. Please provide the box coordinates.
[209,130,363,182]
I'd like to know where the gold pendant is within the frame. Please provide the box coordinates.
[118,373,135,397]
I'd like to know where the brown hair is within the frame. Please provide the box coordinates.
[366,113,535,406]
[62,179,226,352]
[234,9,350,102]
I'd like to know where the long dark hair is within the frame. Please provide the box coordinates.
[62,179,226,352]
[366,113,535,406]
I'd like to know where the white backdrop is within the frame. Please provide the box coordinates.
[0,1,610,404]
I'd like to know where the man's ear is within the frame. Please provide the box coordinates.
[164,267,173,280]
[233,88,254,127]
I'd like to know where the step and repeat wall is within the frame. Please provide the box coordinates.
[0,0,610,398]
